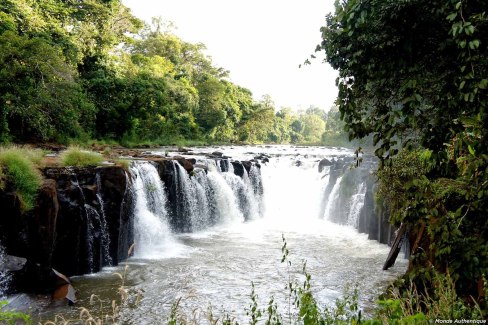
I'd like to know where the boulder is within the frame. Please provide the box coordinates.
[231,162,245,177]
[318,158,333,172]
[174,157,194,173]
[0,255,27,272]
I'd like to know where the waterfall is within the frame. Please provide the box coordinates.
[222,172,260,220]
[248,165,264,216]
[130,162,174,258]
[0,242,11,296]
[206,169,244,225]
[172,162,200,232]
[83,204,98,273]
[71,177,98,273]
[190,169,212,231]
[323,176,343,220]
[95,173,113,266]
[347,182,367,228]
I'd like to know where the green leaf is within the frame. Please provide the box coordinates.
[465,25,475,35]
[468,145,475,156]
[479,79,488,89]
[447,12,457,21]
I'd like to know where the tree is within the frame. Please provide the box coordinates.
[238,96,276,143]
[0,32,94,141]
[300,114,325,143]
[319,0,488,303]
[320,0,487,162]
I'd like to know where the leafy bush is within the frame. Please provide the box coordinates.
[0,300,31,324]
[60,146,104,167]
[0,147,43,211]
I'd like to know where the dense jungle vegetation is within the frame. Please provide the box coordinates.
[0,0,350,147]
[319,0,488,319]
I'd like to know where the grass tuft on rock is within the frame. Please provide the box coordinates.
[0,146,43,212]
[60,146,104,167]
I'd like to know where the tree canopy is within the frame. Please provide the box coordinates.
[0,0,350,147]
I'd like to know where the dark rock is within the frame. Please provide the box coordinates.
[219,159,233,172]
[154,160,187,232]
[211,151,223,157]
[0,255,27,271]
[97,167,133,263]
[318,158,333,172]
[242,161,252,173]
[174,157,194,173]
[231,161,245,177]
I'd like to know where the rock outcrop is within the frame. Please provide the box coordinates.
[0,165,132,293]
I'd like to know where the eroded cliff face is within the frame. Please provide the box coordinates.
[318,155,396,246]
[0,165,133,292]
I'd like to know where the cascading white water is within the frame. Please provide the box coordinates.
[259,158,328,233]
[248,165,265,216]
[130,162,175,259]
[83,204,99,272]
[223,172,260,220]
[226,159,234,174]
[323,176,343,220]
[189,170,211,231]
[206,169,244,225]
[172,162,201,231]
[347,182,367,228]
[0,242,11,296]
[95,173,113,266]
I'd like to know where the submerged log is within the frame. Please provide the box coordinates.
[383,223,407,270]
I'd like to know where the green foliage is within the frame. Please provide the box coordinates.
[0,146,43,211]
[320,0,487,160]
[60,146,104,167]
[372,272,486,323]
[0,300,31,324]
[0,0,355,147]
[375,149,433,225]
[320,0,488,309]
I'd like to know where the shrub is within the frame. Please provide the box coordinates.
[0,300,31,324]
[114,158,130,170]
[0,147,43,211]
[60,146,104,167]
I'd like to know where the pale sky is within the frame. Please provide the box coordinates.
[122,0,338,111]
